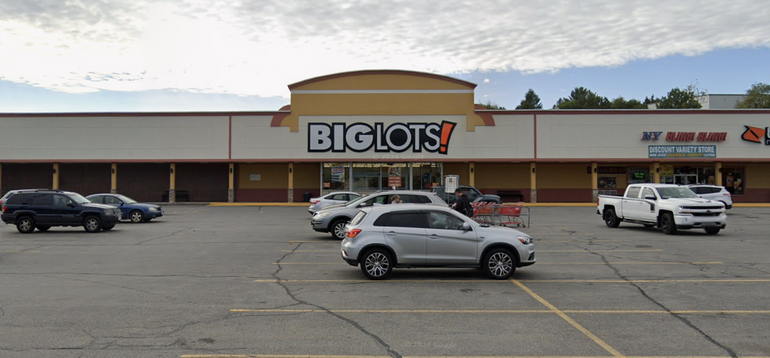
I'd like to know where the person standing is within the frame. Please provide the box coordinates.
[451,188,472,217]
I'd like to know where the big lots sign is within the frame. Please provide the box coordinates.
[308,121,457,154]
[641,131,727,142]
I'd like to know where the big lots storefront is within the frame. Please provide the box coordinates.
[2,70,770,203]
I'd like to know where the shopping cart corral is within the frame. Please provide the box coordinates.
[470,202,530,228]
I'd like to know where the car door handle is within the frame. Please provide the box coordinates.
[428,234,439,239]
[386,231,397,236]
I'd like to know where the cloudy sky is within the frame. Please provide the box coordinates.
[1,0,768,112]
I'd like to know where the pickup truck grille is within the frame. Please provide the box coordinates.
[681,206,724,210]
[692,212,721,217]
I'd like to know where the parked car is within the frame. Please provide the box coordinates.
[86,193,164,223]
[473,194,502,204]
[432,185,483,204]
[340,204,536,279]
[311,190,446,239]
[597,183,727,235]
[0,189,46,206]
[686,185,733,209]
[1,189,121,233]
[308,191,361,214]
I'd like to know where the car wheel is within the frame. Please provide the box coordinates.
[129,210,144,223]
[16,217,36,234]
[661,212,677,235]
[603,208,620,228]
[36,225,51,232]
[705,227,720,235]
[483,247,517,279]
[330,219,349,240]
[102,224,115,231]
[360,249,393,280]
[83,216,102,233]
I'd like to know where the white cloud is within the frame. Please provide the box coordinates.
[0,0,768,98]
[484,79,490,83]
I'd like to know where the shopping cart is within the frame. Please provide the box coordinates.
[471,203,530,228]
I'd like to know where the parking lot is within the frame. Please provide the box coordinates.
[1,205,769,358]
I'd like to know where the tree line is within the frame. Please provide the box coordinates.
[476,82,770,110]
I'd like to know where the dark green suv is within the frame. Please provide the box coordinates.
[1,190,121,233]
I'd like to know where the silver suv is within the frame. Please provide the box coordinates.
[311,190,446,239]
[686,185,733,209]
[340,204,536,279]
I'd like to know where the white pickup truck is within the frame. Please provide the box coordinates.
[597,183,727,235]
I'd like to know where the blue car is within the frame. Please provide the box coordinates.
[86,193,164,223]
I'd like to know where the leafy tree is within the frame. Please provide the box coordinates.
[476,100,506,110]
[736,82,770,108]
[609,97,646,109]
[656,85,703,109]
[515,89,543,109]
[553,87,610,109]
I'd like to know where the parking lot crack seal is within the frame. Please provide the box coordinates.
[590,251,739,358]
[135,228,193,245]
[270,243,402,358]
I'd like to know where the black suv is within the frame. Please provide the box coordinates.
[1,190,121,233]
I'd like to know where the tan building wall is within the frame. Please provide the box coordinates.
[475,163,530,189]
[443,163,469,186]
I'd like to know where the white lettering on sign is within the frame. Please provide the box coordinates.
[308,121,457,154]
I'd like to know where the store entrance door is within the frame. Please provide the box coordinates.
[674,174,698,185]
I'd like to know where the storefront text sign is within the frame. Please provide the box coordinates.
[741,125,770,145]
[648,145,717,158]
[308,121,456,154]
[641,132,726,142]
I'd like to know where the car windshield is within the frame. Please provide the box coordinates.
[69,193,91,204]
[115,194,137,204]
[657,187,698,199]
[345,194,373,207]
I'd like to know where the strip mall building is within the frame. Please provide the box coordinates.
[2,70,769,203]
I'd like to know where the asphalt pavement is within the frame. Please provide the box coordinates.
[0,205,769,358]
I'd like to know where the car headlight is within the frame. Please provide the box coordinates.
[517,235,533,245]
[149,207,158,212]
[678,205,692,214]
[104,209,113,215]
[315,212,331,219]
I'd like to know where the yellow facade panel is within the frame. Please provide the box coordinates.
[746,163,770,188]
[292,74,473,91]
[294,163,320,188]
[443,163,469,186]
[475,163,530,188]
[537,163,592,189]
[238,164,288,189]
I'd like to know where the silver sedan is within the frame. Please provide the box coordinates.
[308,191,361,214]
[340,204,536,279]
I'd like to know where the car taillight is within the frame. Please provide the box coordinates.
[1,204,6,213]
[346,229,361,238]
[724,193,731,197]
[310,200,320,204]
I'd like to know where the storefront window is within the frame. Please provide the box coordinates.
[412,163,442,190]
[322,163,350,193]
[660,166,717,185]
[628,167,649,184]
[722,168,744,195]
[350,163,408,192]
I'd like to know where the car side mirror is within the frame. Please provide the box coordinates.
[462,222,471,231]
[644,195,656,200]
[67,203,76,208]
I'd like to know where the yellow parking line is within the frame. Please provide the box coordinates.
[510,279,625,358]
[182,355,770,358]
[230,309,770,315]
[272,262,723,266]
[280,249,664,253]
[254,278,768,284]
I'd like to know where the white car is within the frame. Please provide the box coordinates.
[308,191,361,214]
[687,185,733,209]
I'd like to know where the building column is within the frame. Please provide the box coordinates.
[169,163,176,203]
[288,163,294,203]
[591,162,598,203]
[530,162,537,203]
[469,162,475,187]
[228,163,235,203]
[652,162,660,184]
[715,162,722,186]
[52,163,60,190]
[111,163,118,194]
